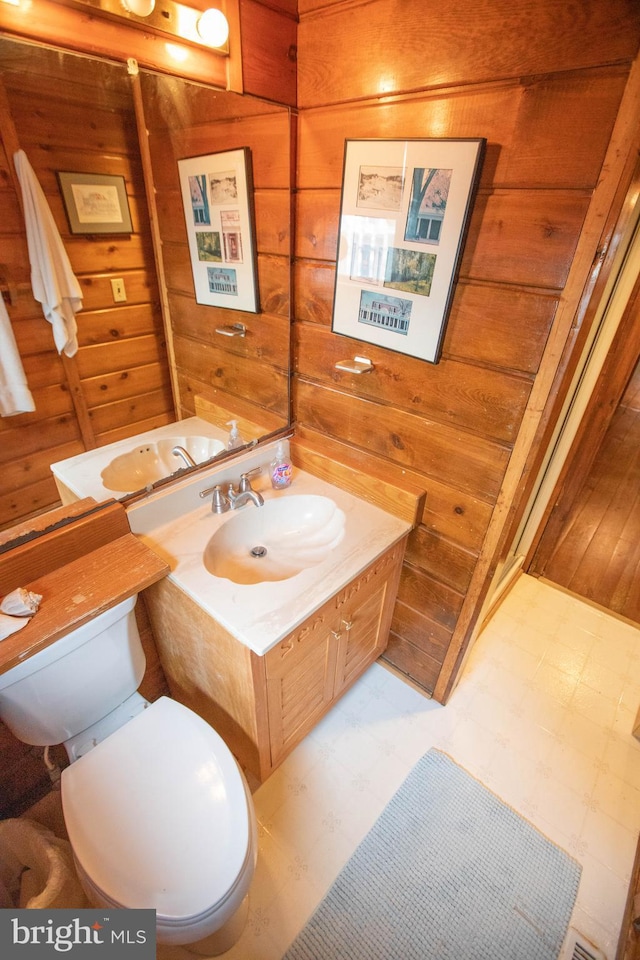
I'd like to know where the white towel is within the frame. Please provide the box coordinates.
[14,149,83,357]
[0,294,35,417]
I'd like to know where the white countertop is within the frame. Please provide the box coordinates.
[50,417,227,503]
[130,457,411,657]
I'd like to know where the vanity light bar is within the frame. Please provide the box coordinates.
[52,0,230,53]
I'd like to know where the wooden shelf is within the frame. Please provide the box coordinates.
[0,511,169,676]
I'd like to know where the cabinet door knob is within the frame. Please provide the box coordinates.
[341,619,353,631]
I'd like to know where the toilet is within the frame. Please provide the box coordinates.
[0,595,257,955]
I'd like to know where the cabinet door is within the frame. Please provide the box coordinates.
[265,614,338,768]
[333,542,404,697]
[333,582,388,696]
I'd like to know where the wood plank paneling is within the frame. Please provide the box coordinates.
[0,39,172,531]
[297,0,640,107]
[295,379,511,501]
[141,69,292,436]
[295,321,532,443]
[169,294,290,367]
[297,68,629,191]
[295,0,640,697]
[294,261,558,374]
[296,186,592,289]
[239,0,297,106]
[173,334,289,416]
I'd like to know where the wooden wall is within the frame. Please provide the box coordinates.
[0,0,298,536]
[0,42,173,531]
[294,0,640,698]
[140,72,293,432]
[0,0,297,818]
[239,0,297,105]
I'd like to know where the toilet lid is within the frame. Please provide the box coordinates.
[61,697,251,919]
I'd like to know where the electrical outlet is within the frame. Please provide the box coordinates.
[110,278,127,302]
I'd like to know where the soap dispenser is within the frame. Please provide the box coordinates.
[226,420,244,450]
[270,442,292,489]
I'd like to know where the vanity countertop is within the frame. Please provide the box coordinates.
[50,416,227,503]
[132,466,412,657]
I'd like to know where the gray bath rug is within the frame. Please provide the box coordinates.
[282,748,581,960]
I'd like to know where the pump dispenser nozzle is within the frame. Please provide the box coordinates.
[226,420,244,450]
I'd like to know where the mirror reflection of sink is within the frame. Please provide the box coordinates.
[100,437,225,493]
[204,495,346,585]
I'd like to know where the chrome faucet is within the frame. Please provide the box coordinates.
[227,468,264,509]
[199,468,264,513]
[172,445,197,468]
[227,486,264,509]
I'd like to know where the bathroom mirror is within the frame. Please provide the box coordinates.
[0,35,292,529]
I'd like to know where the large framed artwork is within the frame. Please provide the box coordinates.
[331,138,485,363]
[178,147,259,313]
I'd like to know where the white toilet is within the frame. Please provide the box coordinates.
[0,595,257,955]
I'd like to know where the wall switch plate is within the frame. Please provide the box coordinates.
[110,278,127,302]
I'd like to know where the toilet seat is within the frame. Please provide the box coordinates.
[61,697,253,930]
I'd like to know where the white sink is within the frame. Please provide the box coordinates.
[100,436,225,493]
[204,495,346,584]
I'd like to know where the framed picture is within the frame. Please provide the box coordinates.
[57,172,133,234]
[178,147,259,313]
[331,138,485,364]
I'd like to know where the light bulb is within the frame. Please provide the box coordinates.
[197,8,229,48]
[122,0,156,16]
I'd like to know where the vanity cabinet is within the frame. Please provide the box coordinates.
[265,547,400,766]
[144,538,406,782]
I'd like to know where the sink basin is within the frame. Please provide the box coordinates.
[100,436,225,492]
[204,495,346,584]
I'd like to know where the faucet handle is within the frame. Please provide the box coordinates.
[239,467,261,492]
[199,484,230,513]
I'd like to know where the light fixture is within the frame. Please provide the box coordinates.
[55,1,230,54]
[121,0,155,15]
[197,7,229,47]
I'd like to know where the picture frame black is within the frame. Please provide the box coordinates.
[177,147,259,313]
[331,138,485,364]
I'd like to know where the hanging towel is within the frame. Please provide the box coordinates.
[0,294,35,417]
[14,149,83,357]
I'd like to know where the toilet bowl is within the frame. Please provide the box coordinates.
[0,596,257,953]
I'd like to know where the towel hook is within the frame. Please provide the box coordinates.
[335,356,374,374]
[216,322,247,338]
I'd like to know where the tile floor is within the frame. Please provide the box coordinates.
[27,573,640,959]
[220,573,640,960]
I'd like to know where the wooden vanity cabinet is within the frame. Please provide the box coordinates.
[264,545,404,766]
[144,538,406,782]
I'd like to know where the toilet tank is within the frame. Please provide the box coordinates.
[0,595,145,746]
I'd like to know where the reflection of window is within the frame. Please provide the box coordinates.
[416,216,442,242]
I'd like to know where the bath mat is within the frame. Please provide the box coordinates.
[282,749,581,960]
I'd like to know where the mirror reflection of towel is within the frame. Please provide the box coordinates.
[0,294,35,417]
[14,149,83,357]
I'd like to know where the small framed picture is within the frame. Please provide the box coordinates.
[178,147,259,313]
[57,171,133,234]
[332,138,485,363]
